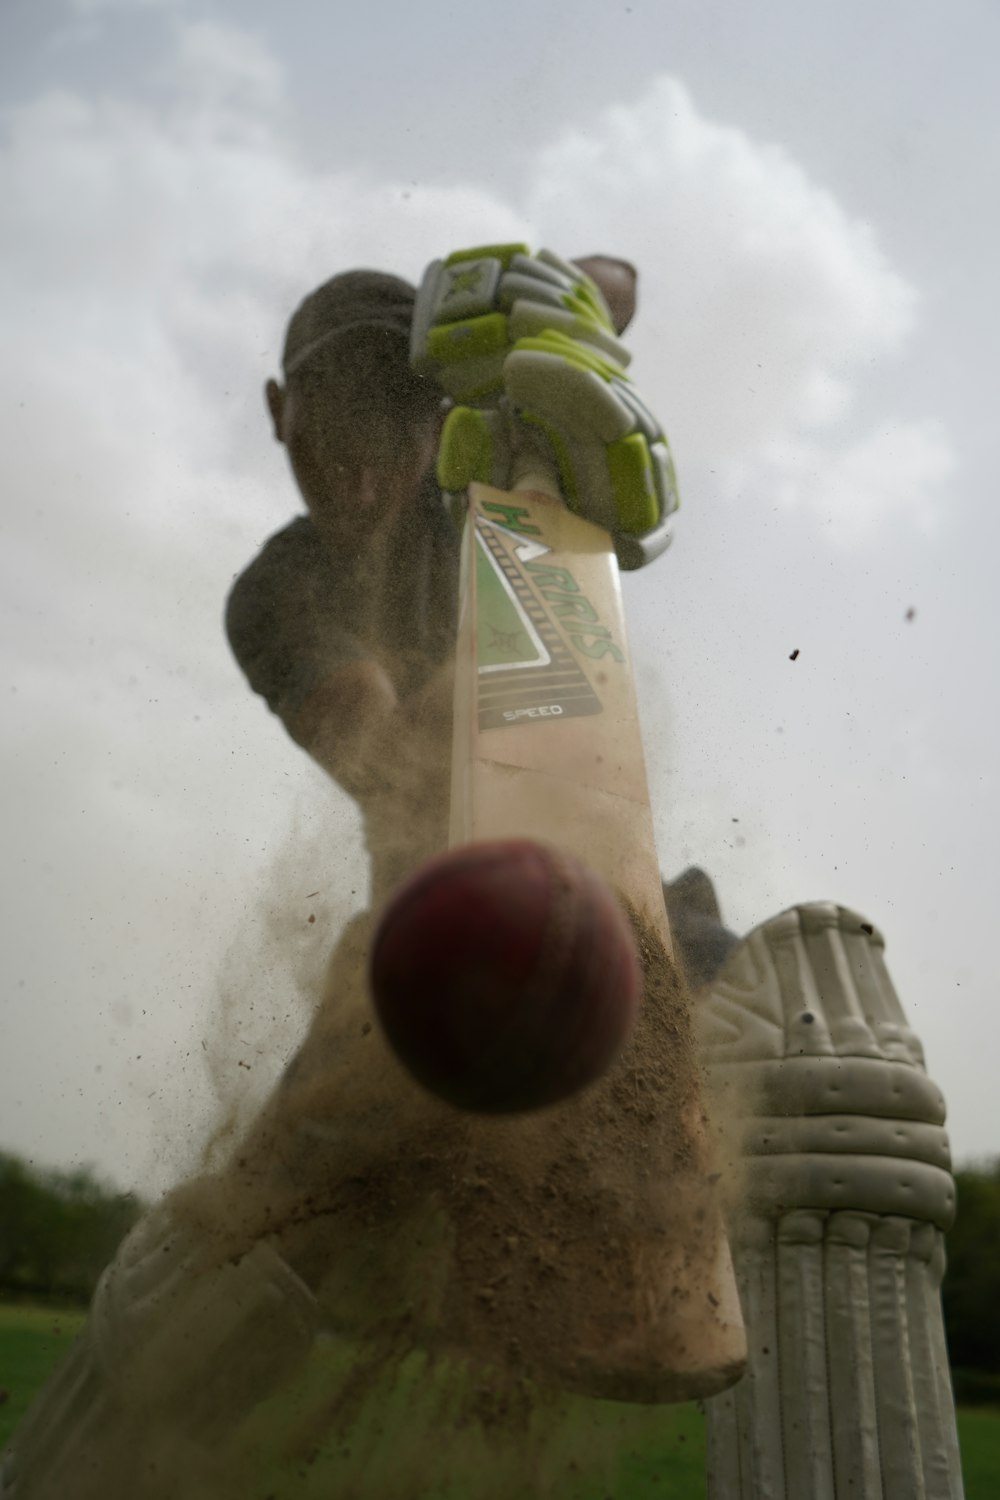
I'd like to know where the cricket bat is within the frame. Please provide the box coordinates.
[448,459,748,1399]
[450,465,671,944]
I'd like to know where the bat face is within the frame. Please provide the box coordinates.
[449,479,747,1399]
[450,481,673,952]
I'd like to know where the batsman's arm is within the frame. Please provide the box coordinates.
[279,658,398,797]
[225,529,452,820]
[223,531,399,802]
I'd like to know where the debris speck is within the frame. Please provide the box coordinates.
[789,648,800,661]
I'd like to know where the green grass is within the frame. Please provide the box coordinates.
[958,1407,1000,1498]
[197,1335,710,1498]
[0,1302,86,1448]
[1,1302,997,1496]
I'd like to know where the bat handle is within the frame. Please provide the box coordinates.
[510,444,562,501]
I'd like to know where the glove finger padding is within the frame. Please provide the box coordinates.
[414,244,678,568]
[411,243,629,404]
[503,334,679,569]
[435,387,678,571]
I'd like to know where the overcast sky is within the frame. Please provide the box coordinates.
[1,0,997,1194]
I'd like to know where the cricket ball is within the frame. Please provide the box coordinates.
[369,838,641,1113]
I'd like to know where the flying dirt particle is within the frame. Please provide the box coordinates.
[905,607,916,622]
[789,649,800,661]
[308,914,316,924]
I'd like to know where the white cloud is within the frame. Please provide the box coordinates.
[0,25,959,1186]
[526,77,952,534]
[0,19,529,1188]
[70,0,182,13]
[170,20,284,116]
[755,419,956,542]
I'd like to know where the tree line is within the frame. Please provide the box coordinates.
[1,1148,998,1395]
[0,1150,144,1305]
[942,1158,1000,1402]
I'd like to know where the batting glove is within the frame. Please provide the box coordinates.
[411,244,679,570]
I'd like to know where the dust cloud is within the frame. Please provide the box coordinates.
[5,498,743,1495]
[195,811,357,1179]
[6,854,740,1498]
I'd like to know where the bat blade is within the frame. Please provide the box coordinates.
[450,481,671,950]
[449,478,747,1400]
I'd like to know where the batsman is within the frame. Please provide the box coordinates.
[1,245,965,1498]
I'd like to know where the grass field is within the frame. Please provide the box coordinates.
[1,1302,997,1495]
[0,1302,86,1449]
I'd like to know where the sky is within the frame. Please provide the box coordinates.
[1,0,997,1194]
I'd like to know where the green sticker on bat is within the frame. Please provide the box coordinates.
[475,535,549,672]
[474,517,603,730]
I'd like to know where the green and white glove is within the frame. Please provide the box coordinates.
[411,244,679,571]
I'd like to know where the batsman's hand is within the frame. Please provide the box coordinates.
[411,244,678,570]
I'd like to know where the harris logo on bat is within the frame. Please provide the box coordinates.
[474,500,624,731]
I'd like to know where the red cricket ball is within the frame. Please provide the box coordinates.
[368,838,641,1113]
